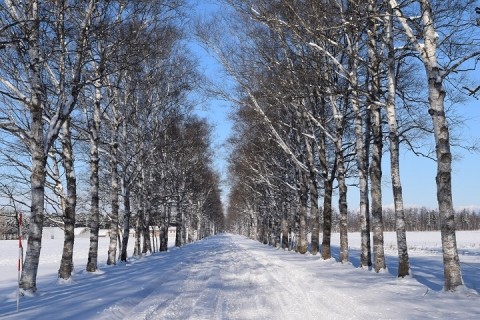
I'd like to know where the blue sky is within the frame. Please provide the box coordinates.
[390,102,480,210]
[190,0,480,211]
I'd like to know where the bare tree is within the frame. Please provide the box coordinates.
[384,1,411,277]
[56,119,77,280]
[367,0,386,273]
[0,0,97,293]
[388,0,480,290]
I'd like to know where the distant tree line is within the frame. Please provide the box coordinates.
[0,0,224,294]
[344,207,480,232]
[5,205,478,241]
[201,0,480,292]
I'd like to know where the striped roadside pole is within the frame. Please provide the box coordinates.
[17,212,23,312]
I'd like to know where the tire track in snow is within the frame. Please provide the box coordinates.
[95,251,197,320]
[140,239,278,319]
[103,234,383,319]
[236,240,383,319]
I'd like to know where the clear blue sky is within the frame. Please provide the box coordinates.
[190,0,480,211]
[386,103,480,210]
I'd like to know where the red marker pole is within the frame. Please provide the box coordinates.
[17,213,23,312]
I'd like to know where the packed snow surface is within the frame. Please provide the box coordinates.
[0,232,479,319]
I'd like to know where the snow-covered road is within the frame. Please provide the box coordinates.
[101,235,378,320]
[1,233,479,319]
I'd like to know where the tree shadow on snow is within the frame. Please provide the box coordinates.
[327,244,479,294]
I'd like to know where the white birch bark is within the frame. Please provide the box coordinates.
[120,177,131,261]
[330,94,349,263]
[159,205,171,252]
[367,0,386,273]
[58,119,77,280]
[281,196,289,249]
[296,168,309,254]
[389,0,464,292]
[304,122,320,255]
[249,205,257,240]
[134,194,143,257]
[316,125,333,260]
[175,199,184,247]
[86,72,102,273]
[384,3,410,277]
[18,0,46,292]
[142,170,152,254]
[349,52,372,269]
[107,139,120,265]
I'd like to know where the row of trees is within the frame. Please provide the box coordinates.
[368,207,480,232]
[228,205,480,236]
[211,0,479,291]
[0,0,224,294]
[290,207,480,234]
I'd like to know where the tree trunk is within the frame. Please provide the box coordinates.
[134,200,142,257]
[181,200,188,245]
[175,204,183,247]
[21,157,45,292]
[281,203,289,249]
[385,3,410,277]
[369,104,386,272]
[316,126,333,260]
[159,225,168,252]
[159,205,170,252]
[107,141,119,265]
[337,156,349,264]
[249,208,257,240]
[422,0,463,293]
[332,102,349,263]
[19,3,45,293]
[196,210,203,241]
[262,217,268,244]
[133,190,143,256]
[120,182,131,261]
[367,0,386,272]
[322,179,333,260]
[297,169,309,254]
[305,136,320,255]
[428,66,463,290]
[86,82,102,273]
[389,0,464,290]
[142,207,152,254]
[58,119,77,280]
[350,52,372,269]
[151,226,157,253]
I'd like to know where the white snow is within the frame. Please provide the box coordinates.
[1,231,479,319]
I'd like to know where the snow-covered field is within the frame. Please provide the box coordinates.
[0,231,479,319]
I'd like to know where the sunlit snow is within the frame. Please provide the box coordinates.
[0,231,479,319]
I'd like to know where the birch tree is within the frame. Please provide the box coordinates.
[384,1,411,277]
[388,0,480,290]
[56,119,77,280]
[0,0,97,293]
[367,0,386,273]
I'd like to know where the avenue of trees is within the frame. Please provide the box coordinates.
[0,0,224,294]
[1,0,479,297]
[212,0,480,292]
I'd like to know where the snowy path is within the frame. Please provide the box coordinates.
[104,236,378,320]
[1,233,479,319]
